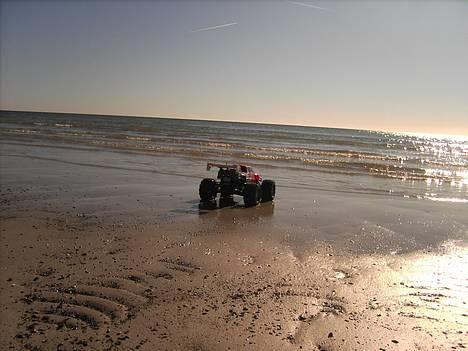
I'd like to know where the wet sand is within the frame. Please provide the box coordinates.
[1,207,467,350]
[1,144,467,350]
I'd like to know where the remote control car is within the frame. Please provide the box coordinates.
[199,163,276,207]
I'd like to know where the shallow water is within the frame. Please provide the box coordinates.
[1,110,467,202]
[1,111,467,254]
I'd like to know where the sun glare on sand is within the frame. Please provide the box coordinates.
[395,242,468,325]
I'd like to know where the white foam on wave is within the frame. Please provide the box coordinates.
[427,197,468,203]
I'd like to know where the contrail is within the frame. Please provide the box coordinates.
[191,22,238,33]
[287,0,330,11]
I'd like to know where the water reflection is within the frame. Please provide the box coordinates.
[198,196,275,220]
[393,242,467,327]
[198,196,238,211]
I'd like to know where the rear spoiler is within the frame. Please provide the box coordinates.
[206,162,239,171]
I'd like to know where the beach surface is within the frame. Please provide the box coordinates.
[1,148,467,351]
[1,112,467,350]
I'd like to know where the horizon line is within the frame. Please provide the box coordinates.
[1,108,467,139]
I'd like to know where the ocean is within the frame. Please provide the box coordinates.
[1,110,467,203]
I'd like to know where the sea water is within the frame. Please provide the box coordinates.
[1,111,466,203]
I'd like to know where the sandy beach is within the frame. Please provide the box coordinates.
[1,141,467,350]
[2,0,468,348]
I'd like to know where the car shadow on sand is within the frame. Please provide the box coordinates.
[197,196,275,218]
[171,197,274,219]
[198,196,240,211]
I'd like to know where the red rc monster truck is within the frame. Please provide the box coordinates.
[199,163,276,207]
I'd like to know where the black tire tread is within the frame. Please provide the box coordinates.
[261,180,276,202]
[199,178,217,201]
[244,183,261,207]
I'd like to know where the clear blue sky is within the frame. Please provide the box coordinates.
[1,0,467,135]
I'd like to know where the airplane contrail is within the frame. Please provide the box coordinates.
[191,22,238,33]
[287,1,330,12]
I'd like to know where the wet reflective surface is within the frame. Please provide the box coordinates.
[1,111,467,203]
[392,242,467,327]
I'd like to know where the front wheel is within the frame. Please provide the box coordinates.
[261,180,276,202]
[199,178,217,201]
[244,183,261,207]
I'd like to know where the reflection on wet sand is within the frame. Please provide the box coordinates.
[1,202,466,350]
[393,242,467,327]
[198,196,275,217]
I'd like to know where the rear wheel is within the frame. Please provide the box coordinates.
[199,178,217,201]
[244,183,261,207]
[261,180,276,202]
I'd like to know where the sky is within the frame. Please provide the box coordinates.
[1,0,467,135]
